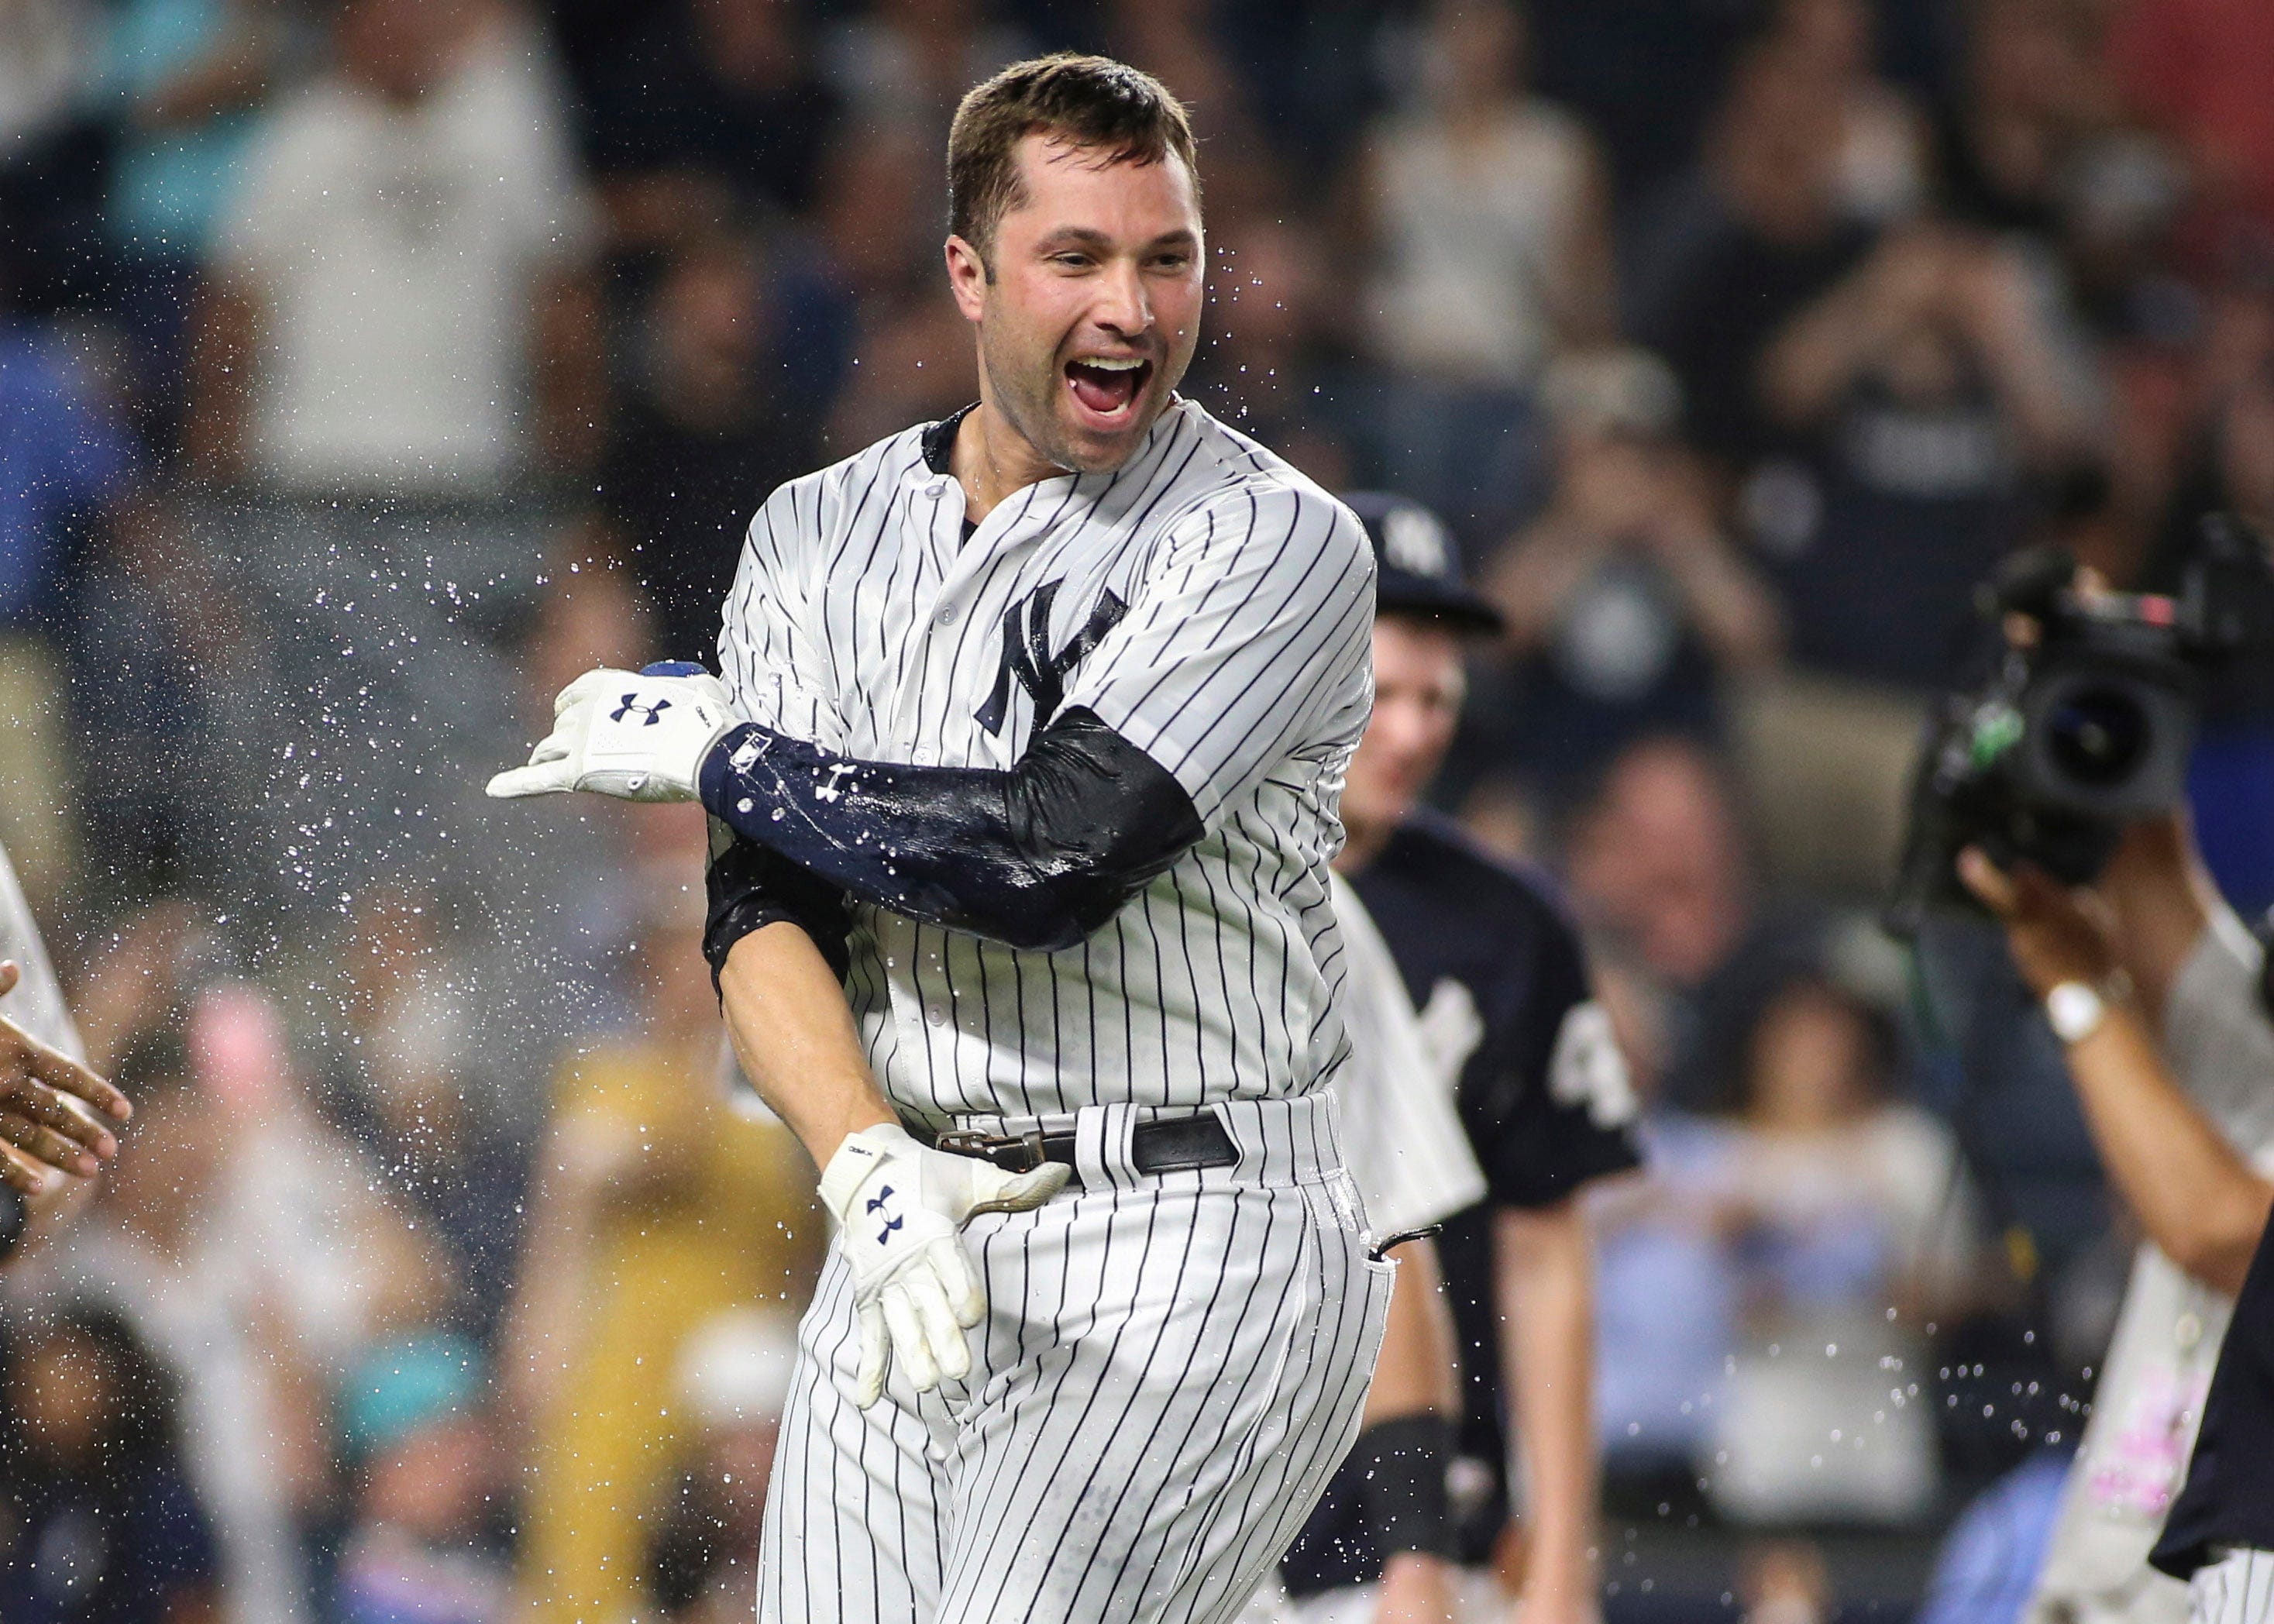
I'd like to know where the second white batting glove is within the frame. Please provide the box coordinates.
[817,1122,1069,1407]
[487,663,739,803]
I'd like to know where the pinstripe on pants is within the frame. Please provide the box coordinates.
[2194,1550,2274,1624]
[758,1096,1395,1624]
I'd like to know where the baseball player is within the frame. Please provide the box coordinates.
[0,837,131,1267]
[1278,868,1484,1624]
[1288,494,1642,1624]
[490,53,1392,1624]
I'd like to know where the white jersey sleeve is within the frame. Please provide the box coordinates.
[1065,483,1374,827]
[717,477,848,752]
[1328,872,1487,1240]
[0,840,82,1063]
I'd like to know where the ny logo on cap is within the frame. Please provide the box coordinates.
[1382,504,1453,582]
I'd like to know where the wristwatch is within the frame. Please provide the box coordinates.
[2045,979,2111,1044]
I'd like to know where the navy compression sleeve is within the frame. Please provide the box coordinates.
[697,707,1205,954]
[704,823,852,988]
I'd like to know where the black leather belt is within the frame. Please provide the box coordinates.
[932,1113,1239,1179]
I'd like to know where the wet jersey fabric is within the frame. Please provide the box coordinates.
[714,397,1376,1130]
[1350,812,1641,1558]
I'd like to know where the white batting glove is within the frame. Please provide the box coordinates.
[487,664,739,803]
[817,1123,1069,1407]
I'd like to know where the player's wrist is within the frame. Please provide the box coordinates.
[817,1120,917,1220]
[694,721,762,817]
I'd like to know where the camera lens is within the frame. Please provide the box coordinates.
[2045,686,2151,787]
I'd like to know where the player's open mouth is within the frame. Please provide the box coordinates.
[1065,356,1152,425]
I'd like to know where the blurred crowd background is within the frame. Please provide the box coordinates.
[2,0,2272,1619]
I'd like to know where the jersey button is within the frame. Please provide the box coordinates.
[926,1006,947,1028]
[934,604,955,627]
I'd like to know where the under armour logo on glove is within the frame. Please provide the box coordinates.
[487,666,740,804]
[817,1122,1069,1406]
[611,694,673,725]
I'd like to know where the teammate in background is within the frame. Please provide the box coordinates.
[0,837,132,1267]
[1309,494,1642,1624]
[1290,864,1488,1624]
[491,56,1392,1624]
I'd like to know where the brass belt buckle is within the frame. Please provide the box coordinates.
[934,1129,1049,1175]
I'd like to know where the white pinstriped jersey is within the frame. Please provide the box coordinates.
[1328,872,1485,1240]
[717,397,1375,1128]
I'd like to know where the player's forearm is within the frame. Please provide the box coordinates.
[2066,1004,2274,1295]
[1496,1201,1601,1613]
[718,923,896,1167]
[698,708,1201,952]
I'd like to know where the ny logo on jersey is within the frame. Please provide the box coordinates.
[975,579,1130,737]
[611,694,673,726]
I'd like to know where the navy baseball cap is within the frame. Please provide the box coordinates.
[1340,491,1505,636]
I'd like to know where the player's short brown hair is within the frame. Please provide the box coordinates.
[948,54,1200,264]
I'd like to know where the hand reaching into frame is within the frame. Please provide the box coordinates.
[0,962,132,1199]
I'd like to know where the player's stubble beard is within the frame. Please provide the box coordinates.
[975,280,1197,479]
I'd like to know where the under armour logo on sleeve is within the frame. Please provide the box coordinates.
[975,580,1130,737]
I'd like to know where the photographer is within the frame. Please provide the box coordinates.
[1962,816,2274,1624]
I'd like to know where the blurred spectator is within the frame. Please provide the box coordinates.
[2111,0,2274,266]
[0,1304,220,1624]
[595,227,824,663]
[58,896,212,1077]
[64,498,256,911]
[1737,1540,1835,1624]
[13,1033,320,1624]
[187,0,603,490]
[823,289,974,459]
[1182,218,1354,486]
[1354,0,1614,535]
[1936,0,2114,241]
[504,856,820,1624]
[817,0,1028,140]
[642,1309,799,1624]
[0,297,132,915]
[1752,223,2100,689]
[1566,735,1822,1113]
[0,0,107,315]
[1770,0,1927,229]
[1362,0,1613,383]
[334,1337,509,1624]
[1702,975,1976,1526]
[580,0,837,249]
[189,982,458,1371]
[322,890,526,1333]
[1588,952,1745,1488]
[1469,347,1780,795]
[1915,1450,2071,1624]
[91,0,289,451]
[1627,43,1873,472]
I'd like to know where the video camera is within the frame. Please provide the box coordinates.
[1884,517,2274,938]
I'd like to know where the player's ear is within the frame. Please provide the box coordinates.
[944,235,990,322]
